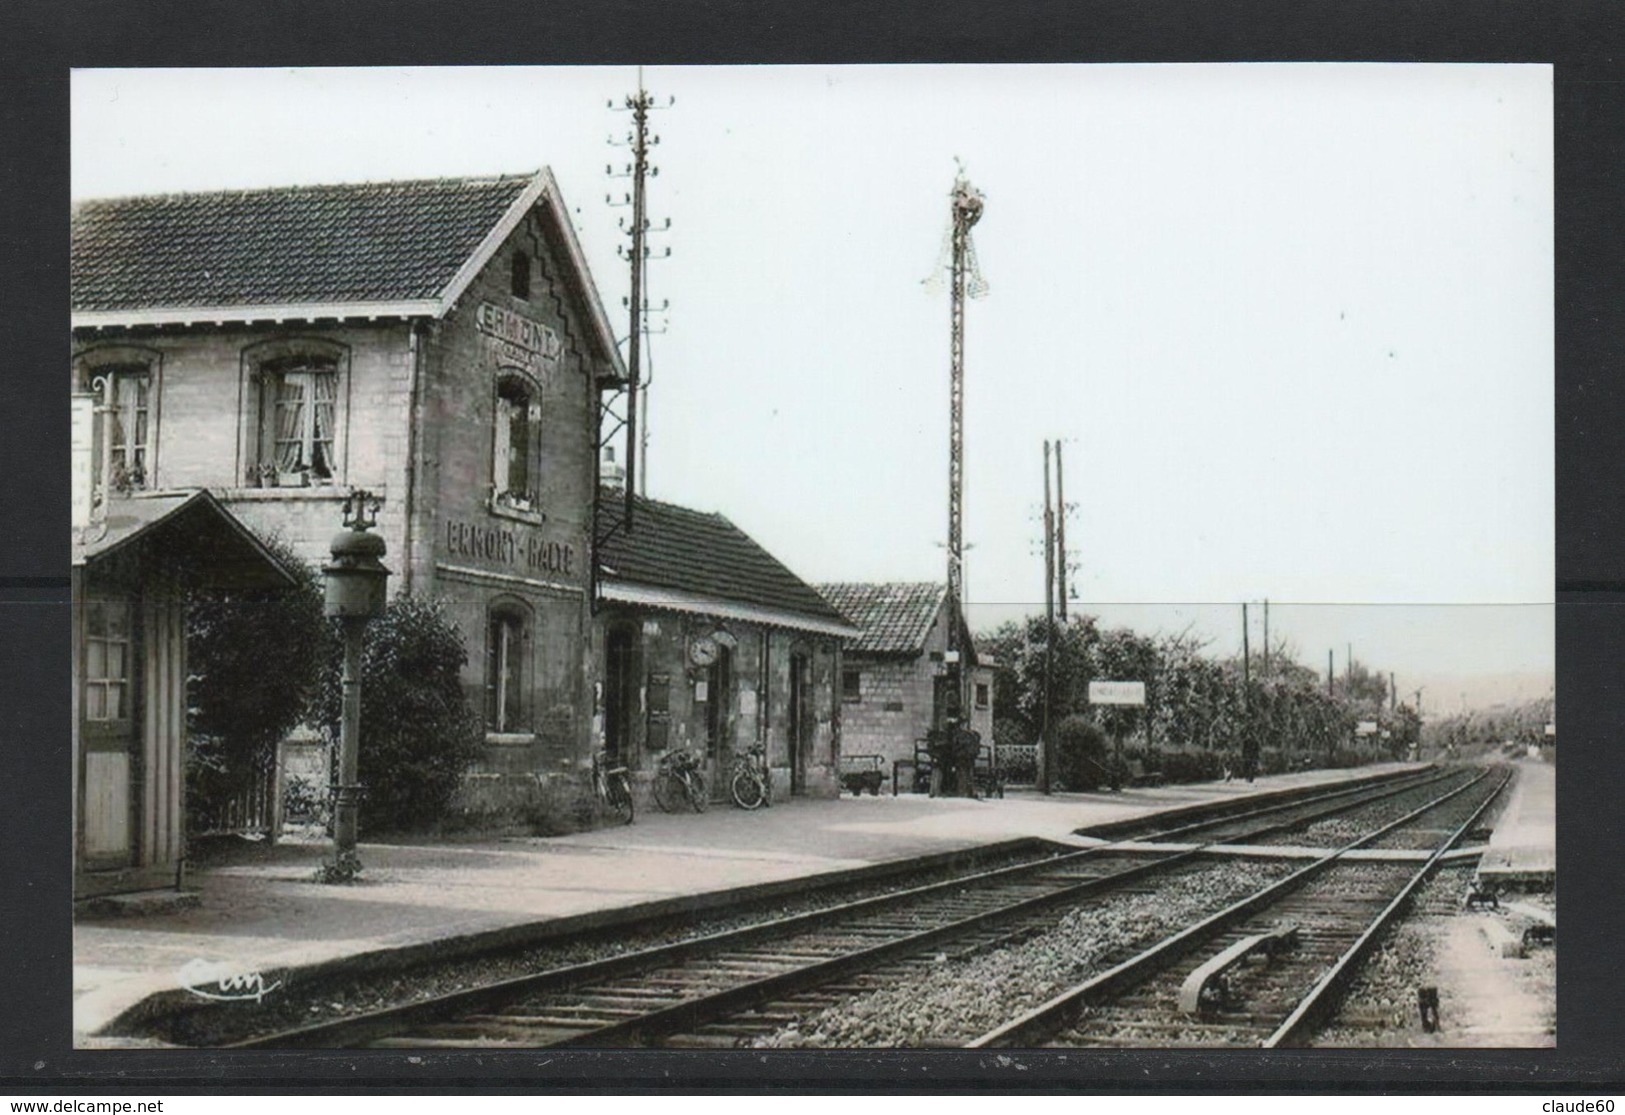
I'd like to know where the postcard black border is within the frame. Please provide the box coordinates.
[4,0,1623,1094]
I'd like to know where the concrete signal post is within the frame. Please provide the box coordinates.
[320,490,390,883]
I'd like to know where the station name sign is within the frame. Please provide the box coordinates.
[445,518,576,579]
[1088,680,1146,706]
[476,302,563,374]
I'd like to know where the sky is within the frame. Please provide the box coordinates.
[70,64,1555,695]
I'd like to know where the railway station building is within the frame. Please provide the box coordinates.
[71,168,857,836]
[71,170,624,816]
[815,582,995,781]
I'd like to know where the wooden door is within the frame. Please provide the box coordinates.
[80,597,139,870]
[603,624,636,764]
[788,651,810,795]
[704,645,734,800]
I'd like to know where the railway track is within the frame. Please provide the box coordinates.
[966,766,1510,1049]
[225,764,1486,1050]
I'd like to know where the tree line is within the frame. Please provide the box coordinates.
[976,615,1422,789]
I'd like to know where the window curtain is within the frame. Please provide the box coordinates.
[507,397,529,497]
[273,376,306,472]
[310,371,337,479]
[113,374,148,477]
[486,614,525,732]
[491,396,512,497]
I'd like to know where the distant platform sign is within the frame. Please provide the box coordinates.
[1089,680,1146,706]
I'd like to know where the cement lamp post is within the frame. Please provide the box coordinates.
[320,490,389,883]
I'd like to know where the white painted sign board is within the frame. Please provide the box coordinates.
[1088,680,1146,706]
[1356,721,1379,735]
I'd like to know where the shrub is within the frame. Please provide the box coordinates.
[314,595,484,833]
[185,537,325,831]
[1156,746,1226,784]
[1053,714,1110,792]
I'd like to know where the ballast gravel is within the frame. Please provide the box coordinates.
[751,857,1298,1048]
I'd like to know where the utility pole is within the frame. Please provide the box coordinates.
[1328,650,1334,697]
[1242,602,1251,687]
[1041,440,1055,795]
[606,71,673,527]
[1262,598,1270,675]
[1055,441,1068,622]
[926,165,987,790]
[1390,671,1397,712]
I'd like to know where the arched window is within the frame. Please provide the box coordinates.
[73,346,161,499]
[492,373,540,511]
[265,355,338,482]
[242,338,349,488]
[485,598,533,736]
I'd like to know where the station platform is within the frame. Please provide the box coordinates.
[73,762,1429,1043]
[1476,758,1556,890]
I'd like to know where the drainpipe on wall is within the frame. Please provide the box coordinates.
[401,321,423,595]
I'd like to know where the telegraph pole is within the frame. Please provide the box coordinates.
[1041,440,1055,795]
[1262,598,1270,675]
[1242,602,1251,687]
[1328,650,1335,697]
[925,166,987,766]
[1055,441,1068,622]
[606,71,672,527]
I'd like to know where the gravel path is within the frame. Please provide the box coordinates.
[750,857,1298,1048]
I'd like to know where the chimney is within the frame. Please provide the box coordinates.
[601,445,626,493]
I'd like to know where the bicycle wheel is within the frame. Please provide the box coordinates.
[683,770,709,813]
[730,767,765,810]
[609,772,635,825]
[652,769,682,813]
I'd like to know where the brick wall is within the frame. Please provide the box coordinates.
[836,605,994,776]
[417,205,606,771]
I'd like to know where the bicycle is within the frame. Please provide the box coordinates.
[729,741,773,810]
[592,748,635,825]
[652,748,708,813]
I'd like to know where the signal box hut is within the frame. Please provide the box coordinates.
[815,582,995,784]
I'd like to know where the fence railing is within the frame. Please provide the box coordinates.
[995,743,1038,785]
[189,763,280,840]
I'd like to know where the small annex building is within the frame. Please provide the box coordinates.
[596,494,860,801]
[72,488,297,898]
[815,582,995,780]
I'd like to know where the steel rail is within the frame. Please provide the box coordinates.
[965,767,1500,1049]
[1262,767,1513,1047]
[223,766,1454,1049]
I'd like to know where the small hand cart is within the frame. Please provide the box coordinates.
[839,753,886,796]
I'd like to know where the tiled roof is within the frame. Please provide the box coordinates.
[598,494,851,629]
[71,174,534,311]
[815,582,947,655]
